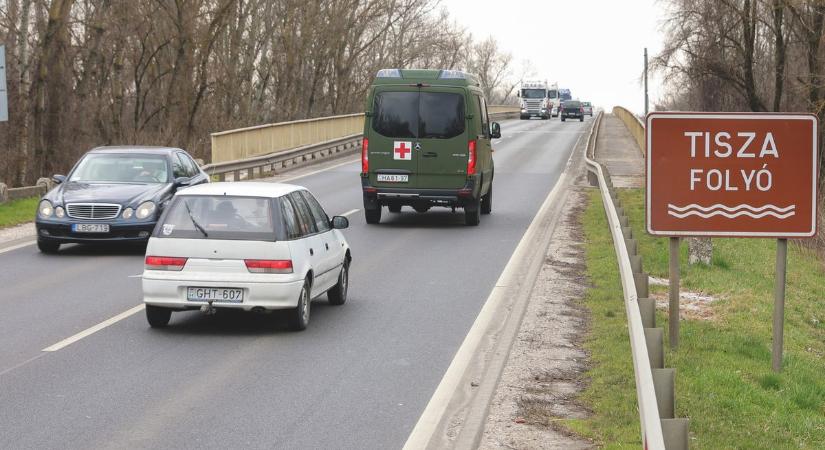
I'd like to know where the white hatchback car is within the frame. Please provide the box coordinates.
[141,182,351,331]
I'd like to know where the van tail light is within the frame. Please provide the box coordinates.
[145,256,188,271]
[245,259,293,274]
[467,140,477,175]
[361,137,369,174]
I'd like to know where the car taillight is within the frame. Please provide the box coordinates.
[467,140,477,175]
[361,137,369,174]
[145,256,188,271]
[244,259,293,274]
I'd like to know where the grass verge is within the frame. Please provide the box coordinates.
[0,197,38,229]
[574,187,825,449]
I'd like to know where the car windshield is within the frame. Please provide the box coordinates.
[372,91,465,139]
[547,89,558,98]
[69,154,170,183]
[157,195,278,241]
[520,89,546,99]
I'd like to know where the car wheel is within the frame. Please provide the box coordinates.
[388,204,402,213]
[37,239,60,254]
[289,280,311,331]
[327,260,349,306]
[481,185,492,215]
[580,117,584,122]
[413,205,430,213]
[365,206,381,224]
[465,197,481,226]
[146,305,172,328]
[561,117,566,122]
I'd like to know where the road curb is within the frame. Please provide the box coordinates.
[403,118,597,449]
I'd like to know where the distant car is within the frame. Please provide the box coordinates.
[35,146,209,253]
[560,101,584,122]
[141,182,352,331]
[582,102,593,116]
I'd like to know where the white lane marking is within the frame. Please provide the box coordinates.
[42,304,145,352]
[128,274,142,278]
[0,240,36,255]
[339,209,360,217]
[278,157,359,183]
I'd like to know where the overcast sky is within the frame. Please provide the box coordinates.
[442,0,669,114]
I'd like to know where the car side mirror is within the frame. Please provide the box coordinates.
[331,216,349,229]
[490,122,501,139]
[174,176,192,187]
[52,174,66,184]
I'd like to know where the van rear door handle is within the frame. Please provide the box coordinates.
[423,152,437,158]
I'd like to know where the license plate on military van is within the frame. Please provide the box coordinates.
[377,174,408,183]
[187,287,244,303]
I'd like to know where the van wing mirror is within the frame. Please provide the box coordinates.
[332,216,349,229]
[490,122,501,139]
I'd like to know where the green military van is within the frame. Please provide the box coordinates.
[360,69,500,226]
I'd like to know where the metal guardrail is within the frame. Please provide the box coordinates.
[204,109,520,182]
[585,112,688,449]
[613,106,646,155]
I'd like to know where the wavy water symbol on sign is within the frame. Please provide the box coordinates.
[667,203,796,219]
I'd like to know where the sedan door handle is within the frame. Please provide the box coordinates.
[310,248,314,256]
[422,152,437,158]
[325,243,329,251]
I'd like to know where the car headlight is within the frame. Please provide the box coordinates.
[135,201,156,219]
[38,200,53,218]
[55,206,65,218]
[122,207,134,219]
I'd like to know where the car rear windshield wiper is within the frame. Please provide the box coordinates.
[183,200,208,238]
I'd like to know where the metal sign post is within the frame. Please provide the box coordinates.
[772,239,788,372]
[669,237,680,349]
[0,45,7,122]
[646,112,818,370]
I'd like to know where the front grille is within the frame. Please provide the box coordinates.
[525,100,543,112]
[66,203,122,220]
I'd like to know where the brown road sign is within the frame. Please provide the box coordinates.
[646,113,818,237]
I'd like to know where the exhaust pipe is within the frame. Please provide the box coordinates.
[200,303,217,315]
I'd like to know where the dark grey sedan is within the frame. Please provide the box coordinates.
[35,146,209,253]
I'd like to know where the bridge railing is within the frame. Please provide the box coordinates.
[205,106,520,181]
[585,111,689,449]
[613,106,646,155]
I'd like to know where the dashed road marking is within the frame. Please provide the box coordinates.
[42,304,145,352]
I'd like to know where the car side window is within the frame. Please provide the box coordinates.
[288,192,318,236]
[279,196,301,240]
[479,97,490,137]
[182,154,200,177]
[299,190,331,233]
[475,96,487,138]
[172,154,188,178]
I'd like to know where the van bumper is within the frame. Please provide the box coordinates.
[361,177,478,208]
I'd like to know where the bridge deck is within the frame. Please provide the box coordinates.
[595,114,644,188]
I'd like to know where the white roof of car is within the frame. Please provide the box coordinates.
[176,182,304,198]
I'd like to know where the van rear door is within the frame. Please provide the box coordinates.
[369,86,421,189]
[415,88,468,190]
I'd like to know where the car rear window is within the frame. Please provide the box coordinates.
[372,91,465,139]
[156,195,279,241]
[564,101,581,108]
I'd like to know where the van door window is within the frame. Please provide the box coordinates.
[480,97,490,137]
[419,92,464,139]
[372,91,465,139]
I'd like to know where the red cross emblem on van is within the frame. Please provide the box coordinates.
[394,141,413,161]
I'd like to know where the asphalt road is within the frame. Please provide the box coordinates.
[0,116,590,449]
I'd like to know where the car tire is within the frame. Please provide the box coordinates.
[37,239,60,254]
[327,260,349,306]
[365,206,381,224]
[388,204,402,213]
[580,117,584,122]
[481,185,492,215]
[289,280,311,331]
[561,117,566,122]
[146,305,172,328]
[465,198,481,226]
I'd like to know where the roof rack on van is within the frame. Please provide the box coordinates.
[376,69,402,78]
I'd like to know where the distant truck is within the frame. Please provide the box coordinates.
[547,83,561,117]
[518,80,552,120]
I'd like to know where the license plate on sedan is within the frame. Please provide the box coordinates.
[72,223,110,233]
[186,287,244,303]
[377,174,409,183]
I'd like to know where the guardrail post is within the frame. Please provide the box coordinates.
[587,170,599,187]
[625,238,637,256]
[652,368,675,418]
[634,272,649,298]
[630,254,642,273]
[638,298,656,328]
[644,328,664,369]
[619,216,629,227]
[661,418,689,450]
